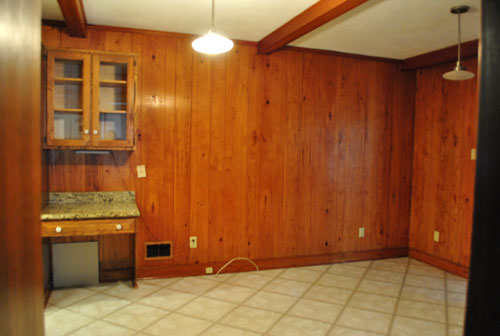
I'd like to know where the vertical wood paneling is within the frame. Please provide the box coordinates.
[246,50,259,259]
[190,51,211,264]
[298,53,317,256]
[207,53,227,263]
[43,25,416,277]
[173,38,193,265]
[223,46,251,258]
[389,69,415,248]
[282,50,304,256]
[136,35,167,267]
[410,58,478,269]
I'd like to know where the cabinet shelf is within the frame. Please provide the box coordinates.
[54,108,83,113]
[55,77,83,83]
[100,109,127,114]
[100,80,127,86]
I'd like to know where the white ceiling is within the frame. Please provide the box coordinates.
[41,0,319,42]
[42,0,480,59]
[290,0,480,59]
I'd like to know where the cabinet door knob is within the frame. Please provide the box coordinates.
[83,129,89,135]
[116,224,123,231]
[55,227,62,233]
[93,130,99,135]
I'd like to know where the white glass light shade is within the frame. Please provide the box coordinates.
[442,64,475,81]
[192,32,233,55]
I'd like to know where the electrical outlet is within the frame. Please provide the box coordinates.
[434,231,440,242]
[189,236,197,248]
[471,148,477,160]
[358,227,365,238]
[205,267,213,274]
[136,165,147,178]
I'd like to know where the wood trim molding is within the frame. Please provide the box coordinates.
[40,21,403,65]
[137,248,409,279]
[57,0,87,37]
[284,45,400,64]
[409,248,468,278]
[402,39,479,70]
[100,268,134,282]
[42,20,259,47]
[258,0,369,54]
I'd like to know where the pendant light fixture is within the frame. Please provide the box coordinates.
[192,0,233,55]
[442,5,475,81]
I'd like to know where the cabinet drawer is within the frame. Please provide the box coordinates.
[42,218,135,237]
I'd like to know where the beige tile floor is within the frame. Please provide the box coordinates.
[45,257,467,336]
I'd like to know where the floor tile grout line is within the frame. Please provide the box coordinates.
[50,261,367,336]
[203,267,287,335]
[183,267,286,335]
[261,263,334,336]
[109,273,452,311]
[50,289,102,310]
[144,271,240,335]
[48,261,403,309]
[48,283,136,336]
[58,313,96,336]
[93,279,185,333]
[324,260,375,335]
[123,275,235,336]
[46,257,465,336]
[236,275,451,321]
[386,257,411,336]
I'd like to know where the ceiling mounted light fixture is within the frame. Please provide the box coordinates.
[192,0,233,55]
[442,5,475,81]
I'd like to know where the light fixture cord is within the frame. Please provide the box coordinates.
[457,12,462,65]
[211,0,215,32]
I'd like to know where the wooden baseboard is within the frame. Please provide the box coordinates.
[100,268,134,282]
[137,248,409,279]
[409,248,468,279]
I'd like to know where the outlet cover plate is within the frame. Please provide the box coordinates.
[136,165,147,178]
[205,267,213,274]
[434,231,440,242]
[189,236,197,248]
[359,227,365,238]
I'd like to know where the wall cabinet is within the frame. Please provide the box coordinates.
[45,49,137,150]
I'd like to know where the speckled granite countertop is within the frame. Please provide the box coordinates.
[41,191,140,221]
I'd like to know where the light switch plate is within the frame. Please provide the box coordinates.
[358,227,365,238]
[136,165,147,178]
[189,236,197,248]
[434,231,440,242]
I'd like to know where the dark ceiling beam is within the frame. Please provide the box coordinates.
[57,0,87,37]
[401,39,479,70]
[258,0,369,54]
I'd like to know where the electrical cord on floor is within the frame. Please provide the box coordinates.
[215,257,259,276]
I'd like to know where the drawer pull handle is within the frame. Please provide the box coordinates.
[116,224,123,231]
[55,227,62,233]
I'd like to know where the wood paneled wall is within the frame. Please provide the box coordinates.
[42,24,415,278]
[410,58,478,276]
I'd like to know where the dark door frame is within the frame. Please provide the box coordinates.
[464,0,500,335]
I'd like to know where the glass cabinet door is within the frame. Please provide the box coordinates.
[91,54,134,147]
[46,51,91,146]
